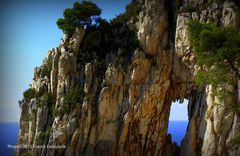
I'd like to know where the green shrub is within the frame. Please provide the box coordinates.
[231,137,240,145]
[43,92,56,105]
[42,64,52,78]
[52,108,60,117]
[125,0,141,18]
[79,26,107,64]
[46,128,52,136]
[56,1,101,35]
[32,108,37,115]
[57,0,139,79]
[42,66,50,77]
[63,86,85,113]
[42,55,53,78]
[31,127,36,133]
[188,20,240,112]
[111,0,141,25]
[188,20,240,79]
[40,128,52,139]
[86,30,101,47]
[111,13,128,25]
[28,114,34,122]
[85,92,93,102]
[37,92,56,108]
[79,29,103,64]
[23,88,39,101]
[28,108,37,122]
[181,5,196,13]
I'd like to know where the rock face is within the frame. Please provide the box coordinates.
[16,0,240,156]
[175,1,240,156]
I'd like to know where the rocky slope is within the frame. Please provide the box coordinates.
[16,0,240,156]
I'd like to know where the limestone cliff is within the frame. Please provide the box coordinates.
[16,0,240,156]
[176,1,240,156]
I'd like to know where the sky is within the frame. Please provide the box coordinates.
[0,0,188,122]
[169,99,188,121]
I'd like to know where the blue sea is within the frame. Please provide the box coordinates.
[0,121,187,155]
[168,121,188,145]
[0,123,19,156]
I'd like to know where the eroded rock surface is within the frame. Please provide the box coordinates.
[175,1,240,156]
[16,0,240,156]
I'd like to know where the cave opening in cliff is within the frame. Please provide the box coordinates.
[168,99,189,146]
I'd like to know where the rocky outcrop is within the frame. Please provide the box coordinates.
[16,0,240,156]
[175,1,240,156]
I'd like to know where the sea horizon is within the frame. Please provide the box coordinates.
[0,121,188,155]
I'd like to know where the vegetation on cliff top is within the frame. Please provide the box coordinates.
[23,88,39,101]
[56,0,101,35]
[111,0,141,25]
[188,20,240,113]
[56,0,140,81]
[22,0,141,116]
[57,0,141,35]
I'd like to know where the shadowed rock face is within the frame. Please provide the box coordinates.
[16,0,240,156]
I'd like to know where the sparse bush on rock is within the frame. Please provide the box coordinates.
[188,20,240,113]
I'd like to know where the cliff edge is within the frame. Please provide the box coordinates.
[16,0,240,156]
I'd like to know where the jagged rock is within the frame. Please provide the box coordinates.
[175,13,192,57]
[15,100,29,155]
[28,99,37,144]
[105,65,124,86]
[84,63,93,92]
[131,50,150,84]
[137,0,168,55]
[68,27,85,55]
[51,48,60,93]
[97,86,124,143]
[16,0,240,156]
[57,52,77,97]
[66,117,77,141]
[221,1,240,28]
[176,2,240,156]
[164,135,180,156]
[53,126,67,145]
[58,53,71,76]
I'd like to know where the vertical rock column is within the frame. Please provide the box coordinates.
[175,1,240,156]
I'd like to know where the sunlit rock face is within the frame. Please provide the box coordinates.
[175,1,240,156]
[16,0,240,156]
